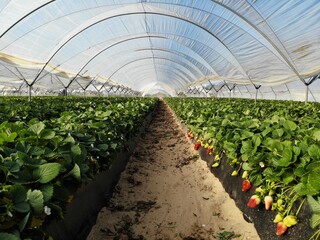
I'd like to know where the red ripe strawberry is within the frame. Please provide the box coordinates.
[264,195,273,210]
[206,147,212,155]
[242,179,252,192]
[194,142,201,150]
[247,195,261,208]
[276,222,288,236]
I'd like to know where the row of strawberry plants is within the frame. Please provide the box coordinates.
[0,97,158,240]
[166,97,320,238]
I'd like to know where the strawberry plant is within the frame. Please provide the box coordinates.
[0,97,157,239]
[166,97,320,238]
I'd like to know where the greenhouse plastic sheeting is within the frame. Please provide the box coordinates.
[0,0,320,97]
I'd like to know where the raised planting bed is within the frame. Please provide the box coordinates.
[179,121,315,239]
[166,97,320,240]
[197,145,314,240]
[0,97,158,240]
[45,104,157,240]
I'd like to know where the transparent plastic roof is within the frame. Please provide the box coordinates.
[0,0,320,97]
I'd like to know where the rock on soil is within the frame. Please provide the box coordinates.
[87,100,259,240]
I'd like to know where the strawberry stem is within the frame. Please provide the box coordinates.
[308,229,320,240]
[295,197,306,217]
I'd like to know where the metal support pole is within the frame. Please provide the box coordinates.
[255,88,258,104]
[254,84,261,104]
[305,84,309,104]
[65,87,68,97]
[28,85,32,101]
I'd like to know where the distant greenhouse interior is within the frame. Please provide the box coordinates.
[0,0,320,101]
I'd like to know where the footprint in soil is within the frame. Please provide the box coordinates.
[175,155,198,168]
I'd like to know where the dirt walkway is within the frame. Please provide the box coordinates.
[87,101,259,240]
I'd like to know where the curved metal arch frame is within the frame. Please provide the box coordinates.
[147,0,302,81]
[30,11,253,87]
[141,81,181,97]
[51,34,224,91]
[108,56,200,83]
[141,47,213,76]
[55,35,167,88]
[100,47,211,74]
[95,63,188,95]
[45,32,224,89]
[0,3,256,92]
[142,88,173,97]
[112,62,193,88]
[0,0,56,39]
[73,61,193,91]
[122,68,187,91]
[73,64,191,95]
[219,0,302,81]
[1,0,303,83]
[90,48,205,79]
[66,53,193,93]
[5,11,249,90]
[50,33,216,73]
[2,0,291,74]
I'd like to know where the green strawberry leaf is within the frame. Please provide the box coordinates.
[40,129,55,139]
[308,145,320,161]
[307,195,320,214]
[34,163,62,184]
[97,144,109,151]
[310,214,320,229]
[10,184,27,203]
[14,201,30,213]
[294,182,319,196]
[29,122,45,135]
[40,185,54,202]
[272,129,284,138]
[27,189,44,214]
[312,129,320,141]
[283,120,297,131]
[308,169,320,191]
[242,162,253,171]
[282,171,294,185]
[19,212,30,232]
[65,163,81,181]
[71,145,81,156]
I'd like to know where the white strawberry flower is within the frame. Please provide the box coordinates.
[44,206,51,215]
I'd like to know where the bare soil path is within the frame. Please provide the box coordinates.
[87,100,259,240]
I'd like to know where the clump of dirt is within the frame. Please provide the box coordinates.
[87,100,259,240]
